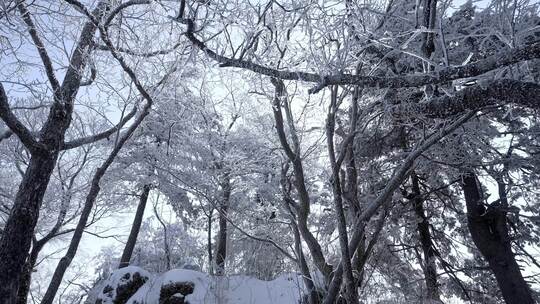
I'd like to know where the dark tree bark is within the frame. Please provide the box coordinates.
[154,200,172,271]
[119,185,151,268]
[461,171,535,304]
[410,174,441,303]
[40,92,153,304]
[16,188,75,304]
[0,2,108,301]
[0,151,59,303]
[40,3,162,299]
[215,172,231,275]
[16,239,40,304]
[15,148,89,304]
[344,142,366,289]
[411,2,441,299]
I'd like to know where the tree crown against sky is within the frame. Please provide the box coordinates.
[1,0,540,303]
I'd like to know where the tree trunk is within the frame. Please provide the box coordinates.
[271,78,333,280]
[292,221,319,304]
[16,184,73,304]
[154,201,172,271]
[322,112,475,304]
[326,86,358,304]
[15,239,42,304]
[461,171,534,304]
[119,185,151,268]
[215,172,231,275]
[281,168,319,304]
[0,152,58,302]
[411,173,441,303]
[0,3,107,301]
[40,67,154,304]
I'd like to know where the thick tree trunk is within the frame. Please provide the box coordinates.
[16,186,72,304]
[0,3,107,301]
[0,152,58,302]
[119,185,151,268]
[16,262,32,304]
[411,174,441,303]
[461,171,534,304]
[215,173,231,275]
[15,239,42,304]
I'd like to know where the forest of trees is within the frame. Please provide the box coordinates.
[1,0,540,303]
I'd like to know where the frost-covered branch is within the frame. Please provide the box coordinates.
[404,80,540,118]
[182,16,540,92]
[0,83,43,152]
[61,106,137,150]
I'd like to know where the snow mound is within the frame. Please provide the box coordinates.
[95,266,152,304]
[126,269,308,304]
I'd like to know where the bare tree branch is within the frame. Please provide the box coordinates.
[0,83,43,152]
[17,1,61,95]
[270,78,296,160]
[182,17,540,92]
[104,0,151,26]
[404,80,540,118]
[93,41,185,58]
[61,106,137,150]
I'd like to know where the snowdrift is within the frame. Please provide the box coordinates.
[92,266,309,304]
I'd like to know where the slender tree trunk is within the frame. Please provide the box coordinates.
[292,221,319,304]
[215,172,231,275]
[280,168,319,304]
[326,86,358,304]
[154,200,172,271]
[342,83,366,289]
[322,112,475,304]
[411,173,440,303]
[346,146,366,289]
[461,171,534,304]
[40,69,155,304]
[119,185,151,268]
[416,1,442,300]
[271,78,333,280]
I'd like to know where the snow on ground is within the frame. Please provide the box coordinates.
[126,269,308,304]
